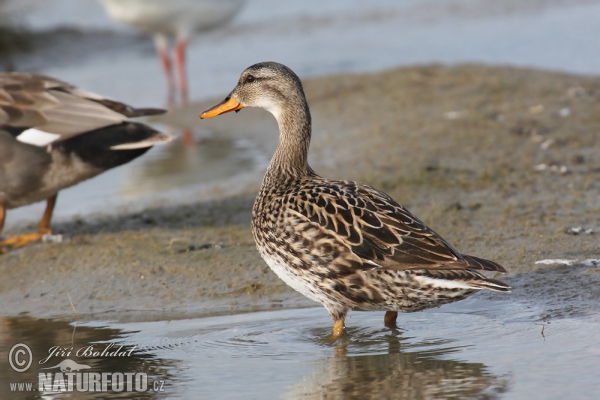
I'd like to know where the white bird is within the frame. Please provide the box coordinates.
[99,0,245,103]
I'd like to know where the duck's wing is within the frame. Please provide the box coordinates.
[290,178,507,274]
[0,72,164,146]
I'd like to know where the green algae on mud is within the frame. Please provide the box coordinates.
[0,64,598,321]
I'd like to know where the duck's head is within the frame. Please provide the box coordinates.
[200,62,307,122]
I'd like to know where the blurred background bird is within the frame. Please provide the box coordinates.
[99,0,245,105]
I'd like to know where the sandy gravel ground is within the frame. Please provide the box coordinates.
[0,64,598,321]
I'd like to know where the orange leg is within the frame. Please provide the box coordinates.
[331,318,346,341]
[38,193,57,235]
[0,194,57,253]
[0,204,6,252]
[0,204,5,235]
[384,311,398,328]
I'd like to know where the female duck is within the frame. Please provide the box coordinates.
[201,62,509,339]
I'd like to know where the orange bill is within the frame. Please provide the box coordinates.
[200,96,243,119]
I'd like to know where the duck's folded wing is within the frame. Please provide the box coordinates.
[287,179,510,294]
[290,179,470,270]
[0,72,164,146]
[63,85,164,118]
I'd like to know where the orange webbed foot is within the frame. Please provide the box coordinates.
[327,319,347,343]
[0,232,47,253]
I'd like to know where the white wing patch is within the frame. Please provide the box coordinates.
[364,260,382,268]
[110,132,173,150]
[16,128,61,146]
[110,141,156,150]
[413,275,474,290]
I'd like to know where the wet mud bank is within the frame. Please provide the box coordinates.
[1,64,598,321]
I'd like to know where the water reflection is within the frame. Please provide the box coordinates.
[292,333,508,399]
[4,266,600,399]
[0,316,177,399]
[0,308,515,399]
[118,129,259,199]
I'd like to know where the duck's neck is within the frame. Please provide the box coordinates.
[263,95,312,185]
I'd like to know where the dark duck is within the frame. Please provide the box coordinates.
[0,72,171,253]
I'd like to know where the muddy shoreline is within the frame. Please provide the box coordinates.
[1,64,598,322]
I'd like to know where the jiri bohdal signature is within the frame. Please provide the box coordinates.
[39,344,137,365]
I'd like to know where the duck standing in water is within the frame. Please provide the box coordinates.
[0,72,171,253]
[200,62,510,339]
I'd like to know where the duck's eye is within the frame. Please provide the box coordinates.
[245,75,255,83]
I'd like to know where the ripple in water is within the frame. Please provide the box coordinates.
[2,264,599,399]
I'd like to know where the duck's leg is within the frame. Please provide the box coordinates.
[154,34,176,107]
[332,318,346,340]
[0,205,6,254]
[0,204,5,234]
[384,311,398,328]
[0,194,57,252]
[37,193,57,236]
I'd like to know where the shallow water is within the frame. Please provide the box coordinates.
[2,263,599,399]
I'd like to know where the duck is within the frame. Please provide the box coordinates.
[0,72,172,253]
[200,62,510,339]
[99,0,245,103]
